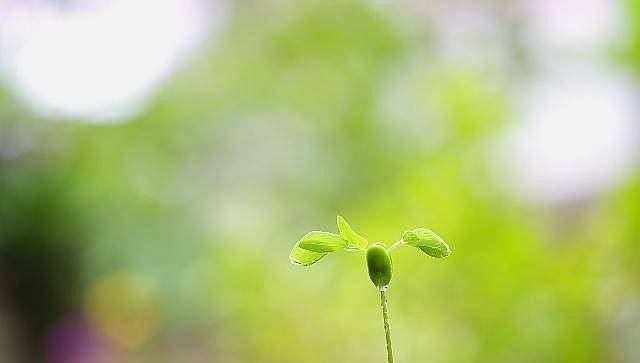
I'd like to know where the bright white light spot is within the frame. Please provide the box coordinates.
[499,65,640,203]
[0,0,225,122]
[526,0,623,51]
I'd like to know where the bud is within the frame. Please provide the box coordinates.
[366,243,393,290]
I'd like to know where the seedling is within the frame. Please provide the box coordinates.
[289,215,452,363]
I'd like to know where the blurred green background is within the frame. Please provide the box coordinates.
[1,0,640,362]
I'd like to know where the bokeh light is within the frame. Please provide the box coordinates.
[1,1,639,362]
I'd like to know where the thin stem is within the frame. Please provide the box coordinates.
[380,289,394,363]
[387,240,403,252]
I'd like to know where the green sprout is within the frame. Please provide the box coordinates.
[289,215,452,363]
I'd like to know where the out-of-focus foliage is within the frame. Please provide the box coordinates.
[1,0,639,363]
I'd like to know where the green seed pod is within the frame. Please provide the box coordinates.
[366,243,393,290]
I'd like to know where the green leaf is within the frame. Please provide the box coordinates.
[297,231,349,253]
[336,215,368,250]
[289,244,327,266]
[402,228,452,258]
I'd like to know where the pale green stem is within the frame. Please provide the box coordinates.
[380,289,394,363]
[387,240,403,252]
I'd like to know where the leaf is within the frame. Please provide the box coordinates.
[289,243,327,266]
[336,215,368,250]
[402,228,452,258]
[297,231,349,253]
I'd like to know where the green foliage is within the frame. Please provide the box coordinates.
[2,1,636,362]
[289,216,369,266]
[296,231,348,253]
[289,245,327,266]
[290,216,451,362]
[289,216,451,272]
[337,215,368,250]
[402,228,452,258]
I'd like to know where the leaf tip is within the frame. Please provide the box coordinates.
[336,215,368,250]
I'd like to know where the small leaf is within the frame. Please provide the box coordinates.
[290,244,327,266]
[297,231,349,253]
[402,228,452,258]
[336,215,368,250]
